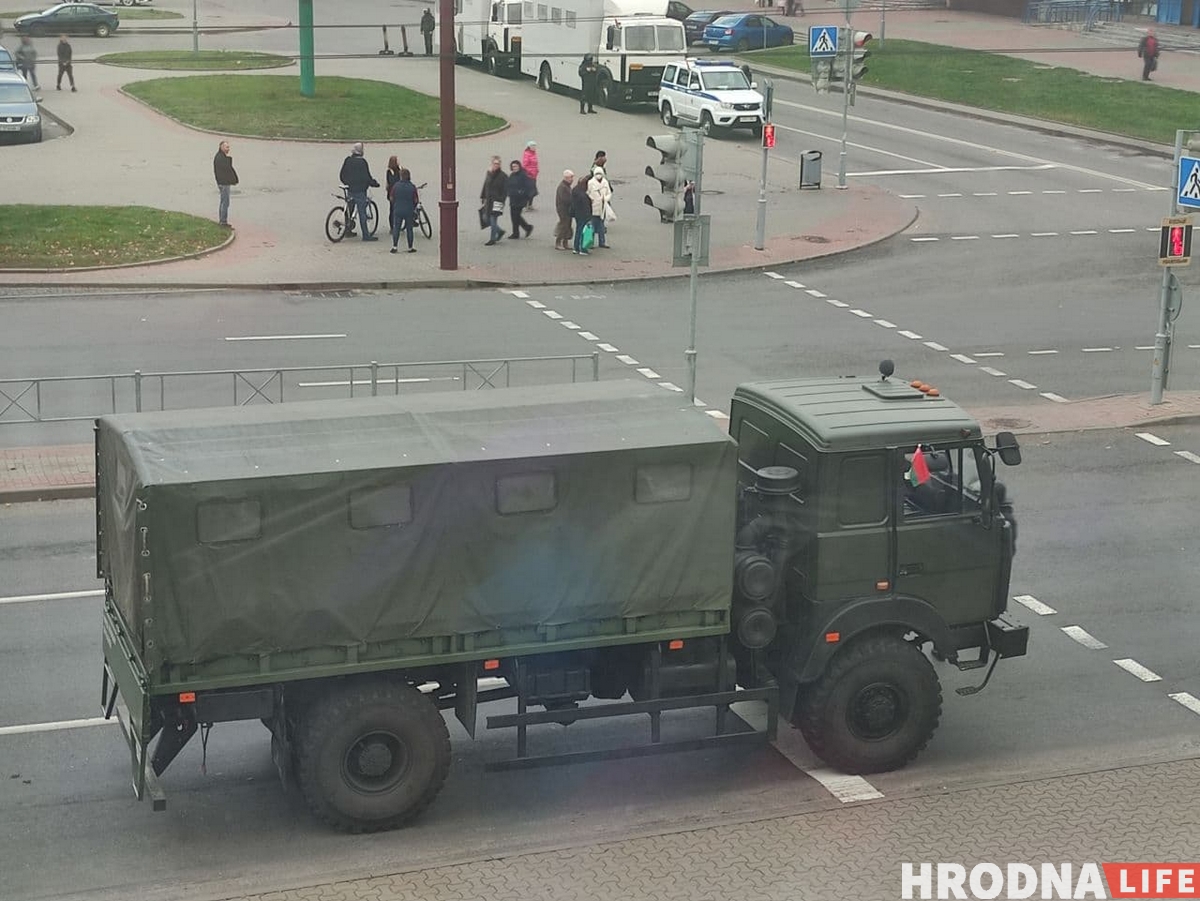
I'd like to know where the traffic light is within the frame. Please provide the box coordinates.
[1159,216,1193,265]
[762,123,776,149]
[644,133,698,223]
[852,31,872,81]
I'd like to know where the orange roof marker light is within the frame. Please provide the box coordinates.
[178,692,196,703]
[668,639,685,650]
[483,659,501,671]
[824,632,841,644]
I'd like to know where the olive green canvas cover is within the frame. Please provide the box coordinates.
[96,381,737,678]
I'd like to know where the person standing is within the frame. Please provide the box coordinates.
[386,155,402,233]
[339,142,380,241]
[554,170,575,251]
[1138,28,1160,82]
[480,156,508,246]
[15,36,38,91]
[420,8,436,56]
[213,140,239,228]
[389,167,418,253]
[570,171,592,255]
[55,35,75,92]
[506,160,534,239]
[578,55,599,114]
[587,165,613,250]
[521,141,540,210]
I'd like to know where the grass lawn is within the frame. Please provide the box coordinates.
[98,50,291,70]
[0,7,182,18]
[751,39,1192,145]
[0,205,229,269]
[122,75,506,140]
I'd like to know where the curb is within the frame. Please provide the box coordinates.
[0,229,236,274]
[0,485,93,504]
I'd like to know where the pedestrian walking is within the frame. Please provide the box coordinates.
[55,35,75,92]
[15,36,38,91]
[570,171,592,254]
[554,169,575,251]
[480,155,508,245]
[386,155,402,232]
[1137,28,1160,81]
[389,167,419,253]
[522,141,540,209]
[338,142,380,241]
[578,54,599,114]
[587,165,613,250]
[593,149,607,172]
[506,159,535,239]
[420,8,436,56]
[213,140,238,228]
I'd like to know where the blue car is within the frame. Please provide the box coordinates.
[703,14,794,52]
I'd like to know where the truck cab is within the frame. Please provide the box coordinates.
[456,0,522,75]
[659,58,764,136]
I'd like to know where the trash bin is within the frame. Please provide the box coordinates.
[799,150,822,189]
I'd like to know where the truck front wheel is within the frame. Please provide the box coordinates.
[794,633,942,774]
[295,680,451,832]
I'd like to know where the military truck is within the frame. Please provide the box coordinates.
[97,365,1026,833]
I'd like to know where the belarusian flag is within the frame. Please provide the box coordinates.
[907,445,931,486]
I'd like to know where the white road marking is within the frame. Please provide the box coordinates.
[1040,392,1070,403]
[1169,692,1200,717]
[850,309,873,318]
[225,334,345,342]
[992,233,1020,239]
[616,355,640,366]
[975,352,1005,357]
[1061,625,1108,650]
[939,193,964,198]
[899,194,925,199]
[1009,191,1033,195]
[784,280,805,288]
[706,409,729,420]
[560,321,581,329]
[1031,232,1059,237]
[1070,230,1098,235]
[526,299,546,309]
[0,589,103,606]
[827,299,850,308]
[1112,659,1162,682]
[874,319,897,329]
[806,289,828,298]
[1013,594,1057,616]
[1175,450,1200,464]
[950,235,980,241]
[1081,347,1113,352]
[924,341,948,352]
[1135,345,1155,350]
[898,330,923,340]
[846,164,1054,177]
[1009,379,1037,390]
[775,122,942,168]
[1112,188,1137,192]
[1078,189,1103,193]
[542,310,563,320]
[508,290,531,298]
[973,192,998,197]
[0,717,115,737]
[1190,345,1200,349]
[1136,432,1171,446]
[659,382,683,392]
[299,377,458,387]
[765,271,785,279]
[980,366,1007,377]
[637,367,661,379]
[807,768,887,803]
[578,331,599,341]
[950,353,976,364]
[597,343,619,352]
[1042,190,1067,195]
[1028,349,1059,355]
[911,237,940,242]
[1146,227,1160,232]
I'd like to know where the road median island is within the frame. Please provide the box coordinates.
[121,75,507,141]
[751,39,1192,145]
[97,50,292,71]
[0,205,231,270]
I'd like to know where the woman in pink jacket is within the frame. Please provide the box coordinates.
[521,141,540,210]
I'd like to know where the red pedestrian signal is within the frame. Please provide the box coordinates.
[762,123,776,149]
[1160,216,1193,266]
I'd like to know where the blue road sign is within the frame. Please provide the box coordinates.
[1179,156,1200,210]
[809,25,838,59]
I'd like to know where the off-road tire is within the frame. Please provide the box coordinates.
[795,632,942,774]
[700,111,719,137]
[294,679,451,833]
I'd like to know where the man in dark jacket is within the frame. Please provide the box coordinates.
[1138,28,1160,81]
[505,160,534,240]
[213,140,238,228]
[420,9,436,56]
[389,168,419,253]
[480,155,508,245]
[570,173,592,254]
[55,35,74,92]
[339,142,380,241]
[554,169,575,250]
[15,36,37,91]
[578,55,599,114]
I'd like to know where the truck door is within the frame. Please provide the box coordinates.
[892,444,1003,626]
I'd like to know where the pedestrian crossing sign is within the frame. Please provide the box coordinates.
[1177,156,1200,209]
[809,26,838,59]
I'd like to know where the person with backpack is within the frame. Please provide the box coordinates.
[1138,29,1160,82]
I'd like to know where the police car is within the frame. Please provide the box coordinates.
[658,58,764,137]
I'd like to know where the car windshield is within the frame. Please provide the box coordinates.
[702,71,749,90]
[711,15,740,26]
[0,82,33,102]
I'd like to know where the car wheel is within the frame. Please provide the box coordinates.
[95,23,111,37]
[660,103,676,127]
[785,32,795,45]
[735,37,749,52]
[700,111,719,137]
[599,78,617,109]
[751,123,763,138]
[537,62,552,92]
[30,126,42,143]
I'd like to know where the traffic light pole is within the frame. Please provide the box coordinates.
[837,14,852,189]
[686,128,705,404]
[754,83,773,252]
[1151,129,1185,404]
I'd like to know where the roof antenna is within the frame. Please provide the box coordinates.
[879,359,895,381]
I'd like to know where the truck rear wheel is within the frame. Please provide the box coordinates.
[794,633,941,774]
[294,679,451,833]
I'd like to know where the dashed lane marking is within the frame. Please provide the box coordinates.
[616,354,640,366]
[659,382,683,392]
[874,319,897,329]
[1071,230,1099,236]
[784,280,805,288]
[1062,625,1108,650]
[806,289,828,298]
[1040,392,1070,403]
[992,233,1019,239]
[1109,228,1136,233]
[923,341,948,352]
[1081,347,1113,352]
[1136,432,1171,446]
[560,321,581,329]
[950,353,976,364]
[980,366,1007,377]
[525,299,546,309]
[1169,692,1200,717]
[850,309,873,318]
[827,299,850,308]
[0,589,103,606]
[1009,379,1037,390]
[1013,594,1057,616]
[542,310,563,320]
[1112,659,1163,683]
[898,330,922,339]
[637,367,661,379]
[224,334,345,341]
[975,352,1005,357]
[765,271,785,279]
[1175,451,1200,465]
[578,331,600,341]
[596,343,619,352]
[1028,349,1059,355]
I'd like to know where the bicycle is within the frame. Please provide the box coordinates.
[413,182,433,240]
[325,185,378,243]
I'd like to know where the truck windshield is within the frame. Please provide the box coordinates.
[507,3,522,23]
[623,23,684,52]
[702,71,750,90]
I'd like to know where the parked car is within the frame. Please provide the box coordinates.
[683,9,732,45]
[0,71,42,143]
[0,46,14,71]
[703,13,794,52]
[13,3,119,37]
[666,0,693,22]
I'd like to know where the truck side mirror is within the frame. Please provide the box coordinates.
[995,431,1021,467]
[606,25,615,49]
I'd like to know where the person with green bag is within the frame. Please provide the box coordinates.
[570,172,593,255]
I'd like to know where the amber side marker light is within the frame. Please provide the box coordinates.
[483,659,500,671]
[824,632,840,644]
[668,639,685,650]
[178,692,196,704]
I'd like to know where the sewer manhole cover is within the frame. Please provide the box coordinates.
[986,417,1030,430]
[801,235,831,244]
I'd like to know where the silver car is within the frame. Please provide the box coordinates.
[0,72,42,143]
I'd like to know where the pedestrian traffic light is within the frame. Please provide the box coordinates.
[644,133,698,223]
[1159,216,1193,266]
[852,31,872,81]
[762,123,776,149]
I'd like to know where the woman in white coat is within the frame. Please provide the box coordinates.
[586,166,613,249]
